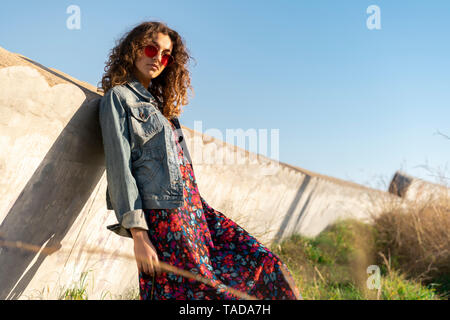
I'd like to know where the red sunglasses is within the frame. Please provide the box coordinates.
[143,44,174,67]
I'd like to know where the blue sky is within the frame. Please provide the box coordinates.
[1,0,449,190]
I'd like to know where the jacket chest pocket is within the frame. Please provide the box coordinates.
[128,102,163,141]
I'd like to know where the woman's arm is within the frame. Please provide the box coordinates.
[99,89,160,275]
[131,227,161,275]
[98,89,149,235]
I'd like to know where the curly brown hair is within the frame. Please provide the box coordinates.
[98,21,194,120]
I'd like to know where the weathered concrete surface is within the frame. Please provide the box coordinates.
[0,47,136,300]
[182,129,402,242]
[0,46,409,299]
[389,171,449,204]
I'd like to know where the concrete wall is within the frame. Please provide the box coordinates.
[389,171,449,204]
[0,47,136,299]
[185,132,400,242]
[0,46,410,299]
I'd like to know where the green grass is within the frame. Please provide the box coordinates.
[58,271,90,300]
[56,270,140,300]
[270,219,444,300]
[380,269,442,300]
[53,218,446,300]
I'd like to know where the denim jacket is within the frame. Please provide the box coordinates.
[98,76,193,238]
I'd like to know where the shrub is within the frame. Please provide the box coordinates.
[372,193,450,296]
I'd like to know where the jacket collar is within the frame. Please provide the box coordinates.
[126,74,180,124]
[126,75,156,102]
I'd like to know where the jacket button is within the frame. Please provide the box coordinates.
[178,136,183,142]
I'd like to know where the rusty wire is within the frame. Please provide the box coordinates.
[0,238,258,300]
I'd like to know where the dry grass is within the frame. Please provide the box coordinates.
[371,184,450,296]
[272,217,443,300]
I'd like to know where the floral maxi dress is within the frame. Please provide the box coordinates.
[138,120,302,300]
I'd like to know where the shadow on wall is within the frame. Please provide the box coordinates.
[272,175,313,244]
[0,96,105,299]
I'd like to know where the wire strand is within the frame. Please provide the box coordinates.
[0,239,258,300]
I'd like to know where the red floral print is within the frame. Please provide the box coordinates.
[138,121,301,300]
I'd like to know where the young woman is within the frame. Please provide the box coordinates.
[98,21,301,300]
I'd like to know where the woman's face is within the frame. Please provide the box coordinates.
[134,32,173,85]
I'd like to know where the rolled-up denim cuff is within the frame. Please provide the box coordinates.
[121,209,149,231]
